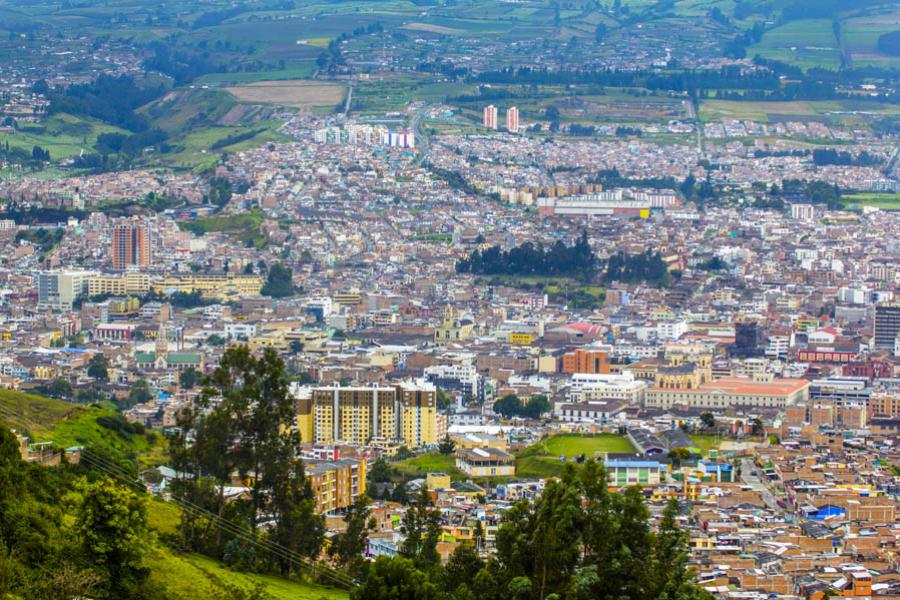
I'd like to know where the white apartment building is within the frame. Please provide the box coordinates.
[568,372,647,405]
[37,270,96,310]
[657,320,688,341]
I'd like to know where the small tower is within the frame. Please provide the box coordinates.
[154,321,169,369]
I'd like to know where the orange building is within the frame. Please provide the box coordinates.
[111,223,151,270]
[561,349,610,375]
[869,393,900,418]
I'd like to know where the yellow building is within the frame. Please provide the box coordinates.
[297,382,438,449]
[108,296,141,316]
[509,332,533,346]
[32,365,56,380]
[332,291,362,307]
[247,335,289,352]
[426,472,452,490]
[434,306,476,345]
[88,273,151,297]
[455,447,516,477]
[306,458,366,514]
[153,273,262,300]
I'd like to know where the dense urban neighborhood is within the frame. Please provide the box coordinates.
[0,0,899,598]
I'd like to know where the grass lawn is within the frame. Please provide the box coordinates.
[841,193,900,211]
[178,210,268,248]
[514,434,634,480]
[688,434,722,456]
[538,434,636,457]
[473,275,606,308]
[391,453,463,479]
[515,455,571,479]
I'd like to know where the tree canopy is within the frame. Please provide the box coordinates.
[168,346,323,572]
[354,461,710,600]
[456,231,596,279]
[261,262,295,298]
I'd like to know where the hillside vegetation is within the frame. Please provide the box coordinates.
[0,388,84,435]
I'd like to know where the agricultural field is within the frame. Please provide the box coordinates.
[841,6,900,68]
[227,80,346,111]
[749,19,842,71]
[699,98,900,125]
[197,63,317,85]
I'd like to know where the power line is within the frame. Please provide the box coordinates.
[0,406,355,589]
[79,449,355,589]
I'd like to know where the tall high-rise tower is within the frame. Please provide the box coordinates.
[111,223,150,270]
[506,106,519,133]
[483,105,498,130]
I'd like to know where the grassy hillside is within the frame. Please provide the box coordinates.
[392,453,463,479]
[0,388,84,436]
[0,389,348,599]
[515,434,635,479]
[140,89,290,170]
[145,492,347,598]
[0,388,167,467]
[145,546,348,600]
[45,407,168,466]
[1,113,129,161]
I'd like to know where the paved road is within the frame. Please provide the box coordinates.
[740,457,780,512]
[412,103,439,164]
[343,82,354,117]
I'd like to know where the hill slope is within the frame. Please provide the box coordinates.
[0,388,84,436]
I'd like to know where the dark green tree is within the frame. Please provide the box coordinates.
[442,544,485,593]
[87,353,109,381]
[261,263,294,298]
[76,477,150,596]
[352,556,439,600]
[179,366,202,389]
[493,394,522,419]
[399,486,442,569]
[750,418,764,436]
[328,493,376,566]
[520,395,550,419]
[123,378,152,410]
[369,457,392,483]
[438,434,456,455]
